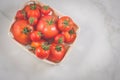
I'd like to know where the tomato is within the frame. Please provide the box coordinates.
[47,43,66,63]
[24,4,41,18]
[37,15,59,39]
[35,42,50,59]
[41,5,51,15]
[30,31,42,42]
[30,40,45,51]
[16,10,26,20]
[31,41,41,51]
[54,34,65,44]
[28,17,38,26]
[24,4,41,11]
[62,28,76,43]
[11,20,34,45]
[58,16,74,31]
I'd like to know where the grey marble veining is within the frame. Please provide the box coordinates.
[0,0,120,80]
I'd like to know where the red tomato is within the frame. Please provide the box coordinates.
[41,5,51,15]
[24,4,41,18]
[47,43,66,63]
[24,4,41,11]
[37,15,59,39]
[11,20,33,45]
[35,42,50,59]
[30,31,42,42]
[16,10,26,20]
[62,28,76,43]
[54,34,65,44]
[58,16,74,31]
[28,17,38,26]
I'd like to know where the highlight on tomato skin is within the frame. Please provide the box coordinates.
[10,1,78,63]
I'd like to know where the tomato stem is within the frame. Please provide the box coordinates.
[58,37,63,44]
[46,20,53,25]
[21,10,26,18]
[63,20,69,26]
[42,42,50,50]
[43,6,49,10]
[31,47,36,51]
[29,17,34,25]
[22,27,30,34]
[37,31,42,37]
[30,3,36,10]
[69,29,74,35]
[55,45,62,51]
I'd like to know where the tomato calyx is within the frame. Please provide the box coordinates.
[29,17,35,24]
[29,17,36,25]
[30,3,36,10]
[37,31,42,37]
[31,46,36,51]
[46,19,54,25]
[55,45,62,51]
[43,6,49,10]
[21,10,26,18]
[63,20,69,26]
[58,37,63,44]
[22,27,30,34]
[69,29,74,35]
[41,42,50,50]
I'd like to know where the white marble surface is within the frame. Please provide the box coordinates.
[0,0,120,80]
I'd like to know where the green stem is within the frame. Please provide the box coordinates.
[55,45,62,51]
[42,42,50,50]
[29,17,34,24]
[43,6,49,10]
[58,37,63,44]
[69,29,74,35]
[46,20,53,25]
[30,3,36,10]
[31,47,36,51]
[22,27,30,34]
[63,20,69,26]
[37,31,42,37]
[21,10,26,17]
